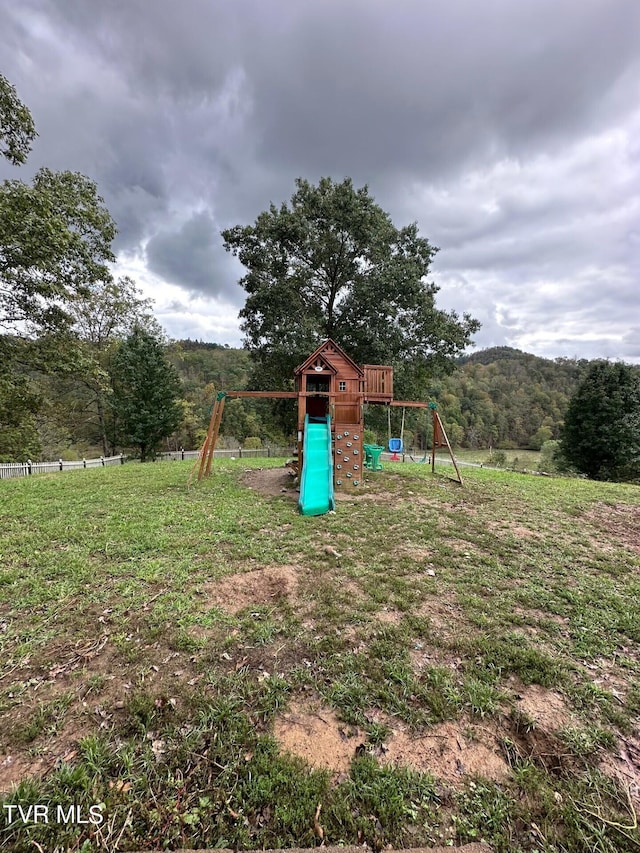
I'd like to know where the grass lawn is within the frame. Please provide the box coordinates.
[0,459,639,852]
[454,448,542,469]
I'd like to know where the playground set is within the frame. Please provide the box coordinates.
[195,339,461,515]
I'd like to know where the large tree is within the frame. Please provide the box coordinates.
[111,327,182,461]
[559,360,640,481]
[0,73,117,460]
[0,167,117,337]
[0,73,36,165]
[67,277,158,455]
[222,177,480,395]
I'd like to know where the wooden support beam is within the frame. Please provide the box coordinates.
[192,392,226,483]
[226,390,298,399]
[204,394,225,478]
[431,407,463,485]
[197,401,216,480]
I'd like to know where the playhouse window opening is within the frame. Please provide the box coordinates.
[306,376,330,393]
[339,381,347,391]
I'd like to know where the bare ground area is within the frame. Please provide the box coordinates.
[513,683,573,731]
[241,466,299,499]
[0,716,91,792]
[273,701,509,785]
[585,502,640,555]
[416,596,473,641]
[272,685,640,806]
[274,704,509,783]
[600,733,640,808]
[203,565,302,614]
[274,702,364,775]
[380,718,510,783]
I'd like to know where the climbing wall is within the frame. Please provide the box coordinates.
[333,425,363,490]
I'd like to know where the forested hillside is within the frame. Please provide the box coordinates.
[7,336,632,461]
[165,341,272,449]
[435,347,588,449]
[167,342,592,451]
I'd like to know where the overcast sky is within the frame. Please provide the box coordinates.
[1,0,639,362]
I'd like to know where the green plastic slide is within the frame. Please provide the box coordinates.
[299,414,335,516]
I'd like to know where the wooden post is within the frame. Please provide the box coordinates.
[203,393,226,479]
[197,395,220,481]
[431,405,437,474]
[430,403,462,485]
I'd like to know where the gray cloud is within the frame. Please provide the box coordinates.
[146,211,243,302]
[1,0,638,358]
[246,0,640,181]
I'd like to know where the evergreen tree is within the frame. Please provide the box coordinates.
[559,361,640,481]
[111,328,182,461]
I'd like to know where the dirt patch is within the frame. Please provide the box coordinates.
[511,525,538,539]
[584,502,640,555]
[376,608,404,625]
[410,644,463,674]
[397,545,435,562]
[487,521,541,540]
[512,607,568,628]
[513,684,572,732]
[204,565,301,615]
[0,752,49,793]
[0,717,92,794]
[600,733,640,808]
[241,466,298,499]
[274,702,363,774]
[381,718,509,784]
[417,597,472,641]
[442,538,482,555]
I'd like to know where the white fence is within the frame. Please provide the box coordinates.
[0,454,126,480]
[0,447,295,480]
[157,447,294,461]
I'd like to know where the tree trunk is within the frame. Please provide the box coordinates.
[96,394,109,457]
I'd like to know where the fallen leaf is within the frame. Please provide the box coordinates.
[151,739,166,759]
[323,545,341,558]
[313,802,324,841]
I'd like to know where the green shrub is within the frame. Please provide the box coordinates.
[538,440,560,473]
[363,428,377,445]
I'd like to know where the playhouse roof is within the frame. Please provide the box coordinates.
[294,338,364,377]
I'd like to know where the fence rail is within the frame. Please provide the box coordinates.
[1,447,295,480]
[0,454,126,480]
[157,447,294,461]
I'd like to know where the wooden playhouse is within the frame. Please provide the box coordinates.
[195,338,460,513]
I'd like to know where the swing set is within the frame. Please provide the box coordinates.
[192,340,463,509]
[386,402,463,483]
